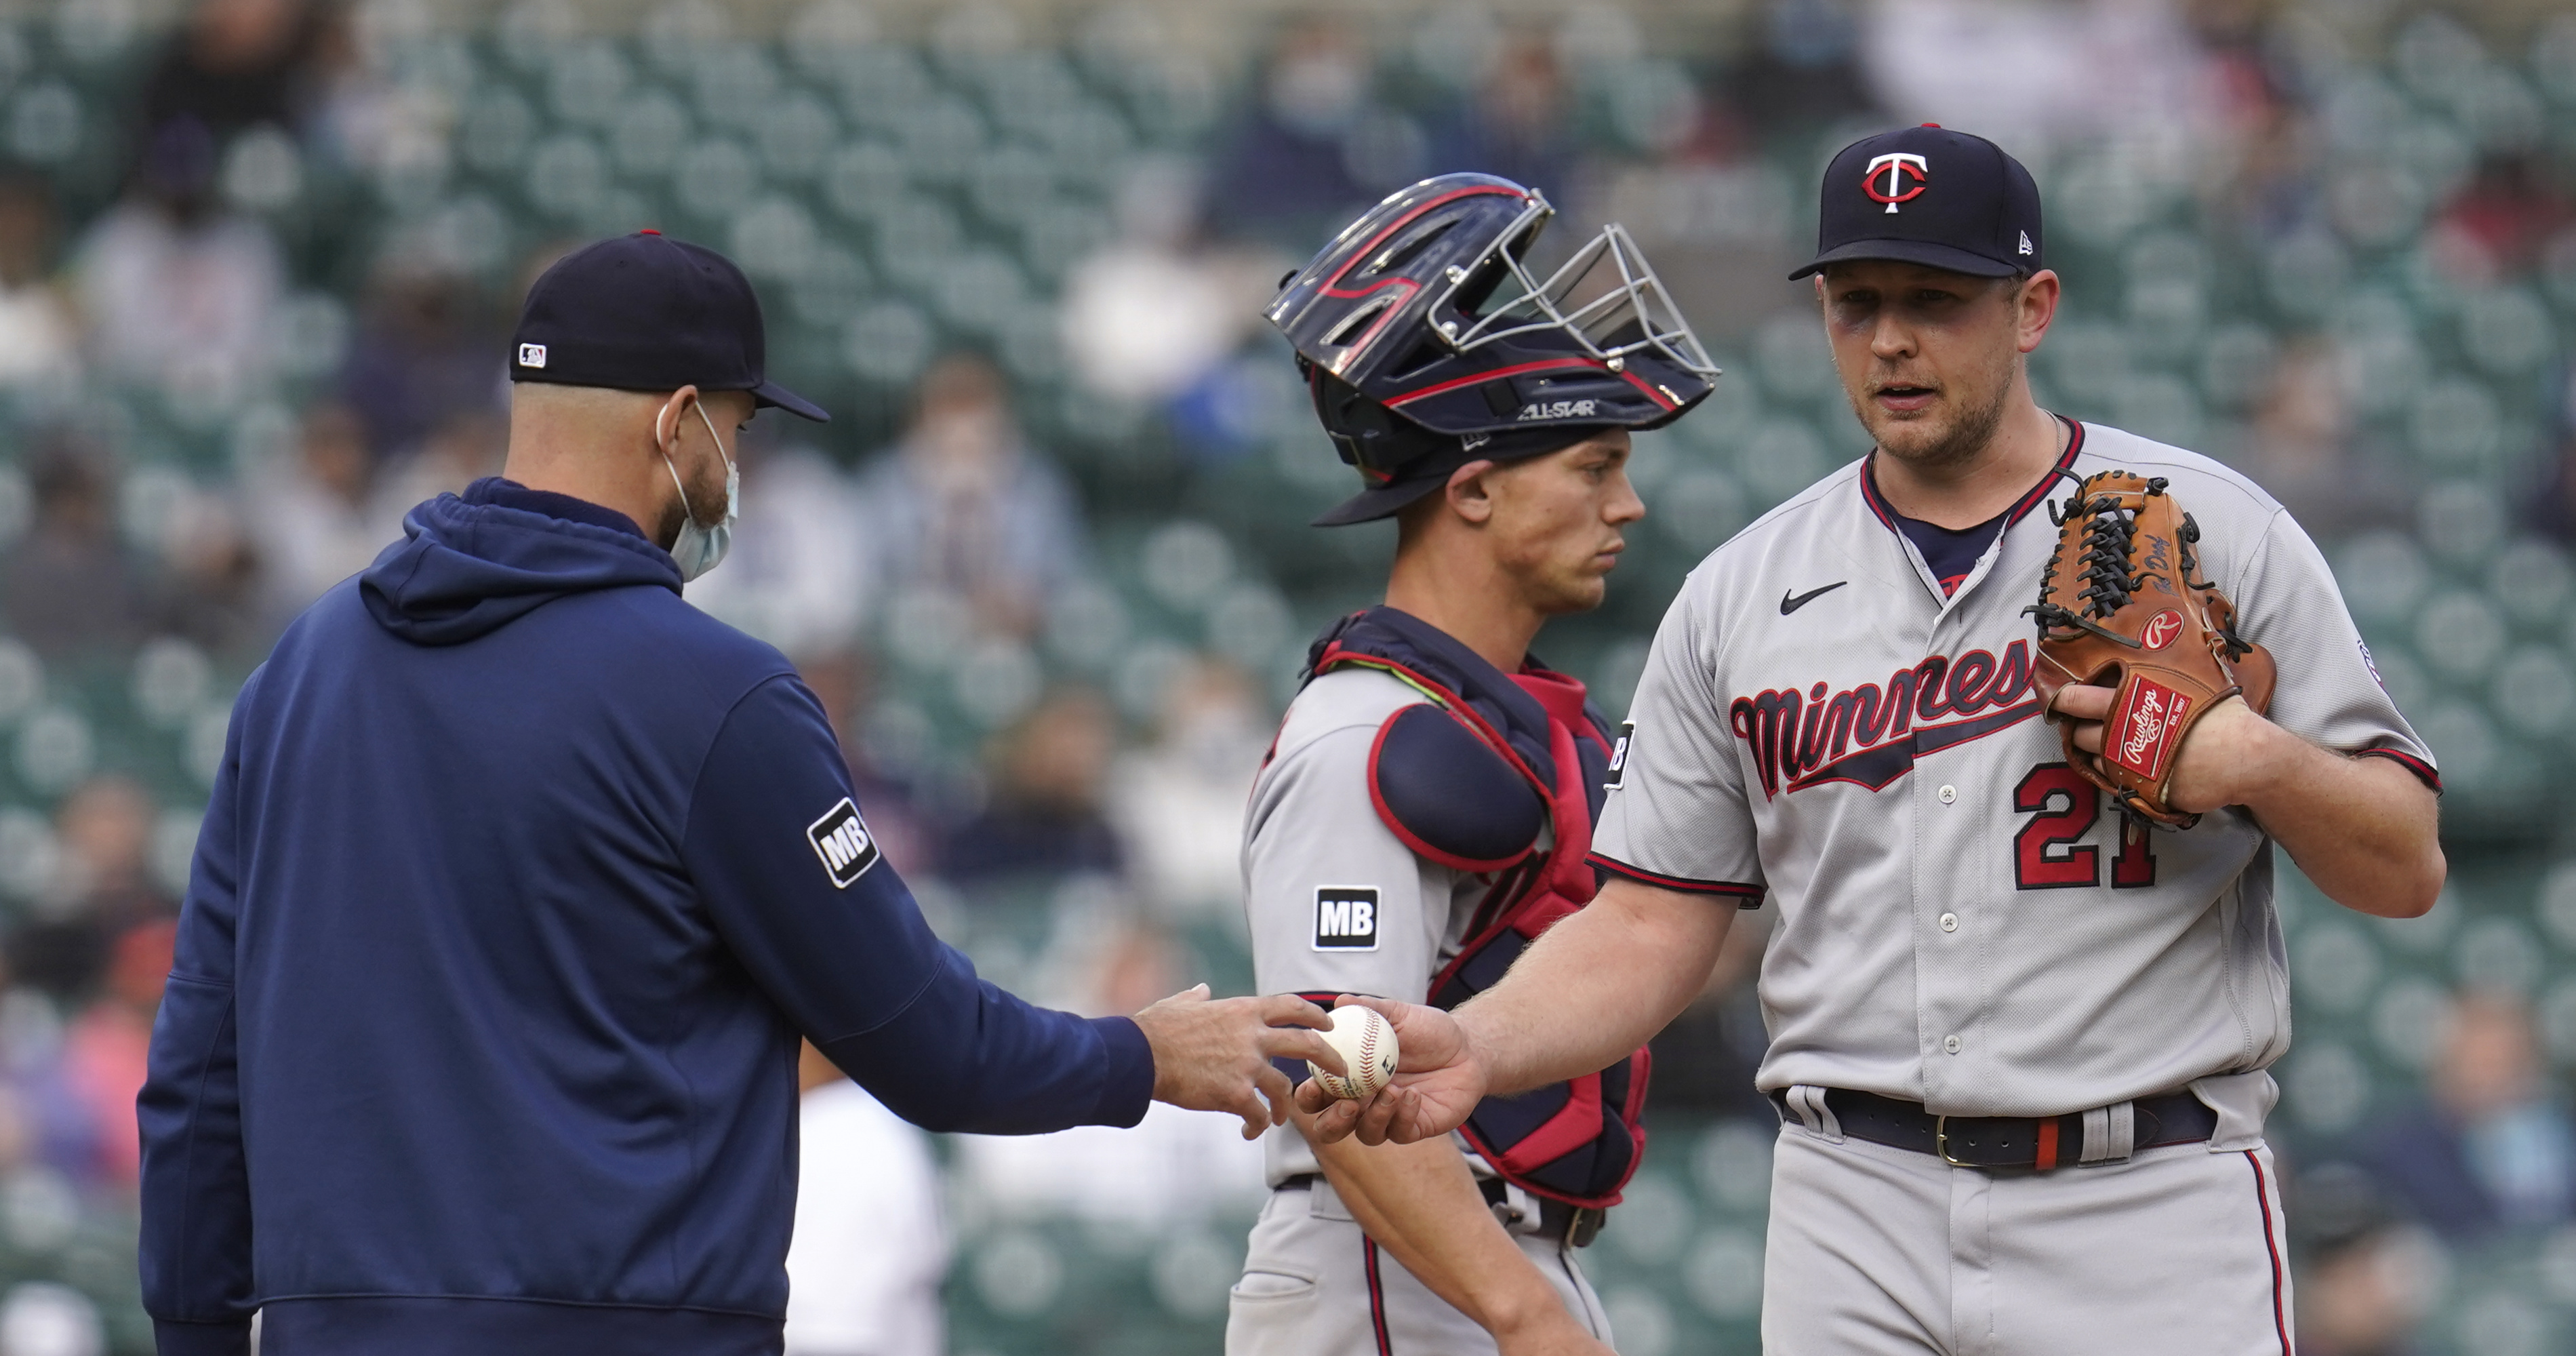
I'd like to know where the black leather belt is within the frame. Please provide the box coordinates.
[1769,1088,2218,1171]
[1279,1174,1605,1248]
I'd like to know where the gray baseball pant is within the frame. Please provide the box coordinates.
[1226,1175,1615,1355]
[1763,1118,2294,1355]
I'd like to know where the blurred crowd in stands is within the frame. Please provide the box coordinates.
[0,0,2570,1352]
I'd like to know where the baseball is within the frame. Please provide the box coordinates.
[1308,1005,1398,1100]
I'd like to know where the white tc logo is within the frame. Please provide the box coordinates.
[1862,153,1929,214]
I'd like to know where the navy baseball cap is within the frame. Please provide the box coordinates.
[1788,125,2042,281]
[509,231,828,422]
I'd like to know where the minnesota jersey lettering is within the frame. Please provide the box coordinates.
[1729,641,2038,797]
[1312,886,1381,951]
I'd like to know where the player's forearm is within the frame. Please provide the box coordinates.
[1457,878,1729,1098]
[2235,727,2442,919]
[1304,1125,1565,1337]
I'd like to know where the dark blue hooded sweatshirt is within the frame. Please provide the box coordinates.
[137,481,1154,1356]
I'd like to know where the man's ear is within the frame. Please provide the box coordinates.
[654,384,703,453]
[1443,458,1500,525]
[2014,271,2060,355]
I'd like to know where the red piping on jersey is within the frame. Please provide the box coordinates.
[2247,1151,2291,1356]
[1364,1239,1394,1356]
[1588,852,1767,902]
[1365,709,1535,875]
[2355,747,2441,793]
[1859,414,2086,539]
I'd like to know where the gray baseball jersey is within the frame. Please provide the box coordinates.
[1592,419,2436,1121]
[1241,666,1489,1186]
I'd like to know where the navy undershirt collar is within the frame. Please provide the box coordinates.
[462,477,648,542]
[1891,506,2006,597]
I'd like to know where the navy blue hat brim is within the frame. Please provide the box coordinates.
[750,378,830,423]
[1310,424,1615,526]
[1312,475,1449,526]
[1789,237,2026,281]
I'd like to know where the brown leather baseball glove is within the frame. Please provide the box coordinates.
[2025,471,2277,829]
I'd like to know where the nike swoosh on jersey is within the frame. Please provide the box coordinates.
[1779,582,1849,615]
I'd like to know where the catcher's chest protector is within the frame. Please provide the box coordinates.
[2026,471,2278,829]
[1302,608,1651,1209]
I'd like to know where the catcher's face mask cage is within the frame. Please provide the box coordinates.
[1267,173,1720,442]
[1434,200,1716,381]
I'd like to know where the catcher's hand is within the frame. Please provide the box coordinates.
[2024,470,2276,828]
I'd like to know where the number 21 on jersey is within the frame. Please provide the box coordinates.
[2012,762,2156,889]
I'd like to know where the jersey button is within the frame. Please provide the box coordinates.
[1939,912,1959,932]
[1943,1034,1963,1054]
[1937,784,1957,804]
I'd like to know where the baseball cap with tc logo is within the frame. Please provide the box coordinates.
[1788,125,2043,281]
[509,230,830,422]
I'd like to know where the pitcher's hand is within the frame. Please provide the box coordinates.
[1295,996,1487,1146]
[1134,984,1342,1140]
[2052,684,2278,815]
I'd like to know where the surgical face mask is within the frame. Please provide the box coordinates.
[660,400,739,582]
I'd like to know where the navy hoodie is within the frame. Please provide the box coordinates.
[138,481,1154,1356]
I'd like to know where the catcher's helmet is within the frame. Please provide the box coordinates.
[1268,173,1719,524]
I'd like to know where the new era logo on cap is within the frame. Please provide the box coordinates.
[517,342,546,369]
[806,798,881,888]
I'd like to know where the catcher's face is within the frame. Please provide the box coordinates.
[1465,429,1644,616]
[1817,261,2059,471]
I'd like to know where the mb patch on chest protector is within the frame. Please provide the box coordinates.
[1314,887,1381,951]
[806,798,881,888]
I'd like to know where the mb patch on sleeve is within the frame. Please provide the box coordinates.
[1312,886,1380,951]
[805,798,881,888]
[1606,720,1635,791]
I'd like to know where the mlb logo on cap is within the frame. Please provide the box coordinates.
[517,343,546,369]
[1790,124,2043,281]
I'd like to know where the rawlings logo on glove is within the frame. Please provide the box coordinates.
[2024,471,2277,829]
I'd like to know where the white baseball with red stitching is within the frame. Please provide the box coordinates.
[1308,1006,1399,1100]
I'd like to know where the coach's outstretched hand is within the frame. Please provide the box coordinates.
[1135,985,1346,1140]
[1295,995,1489,1145]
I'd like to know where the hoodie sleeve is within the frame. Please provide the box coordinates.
[682,675,1154,1134]
[138,680,258,1356]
